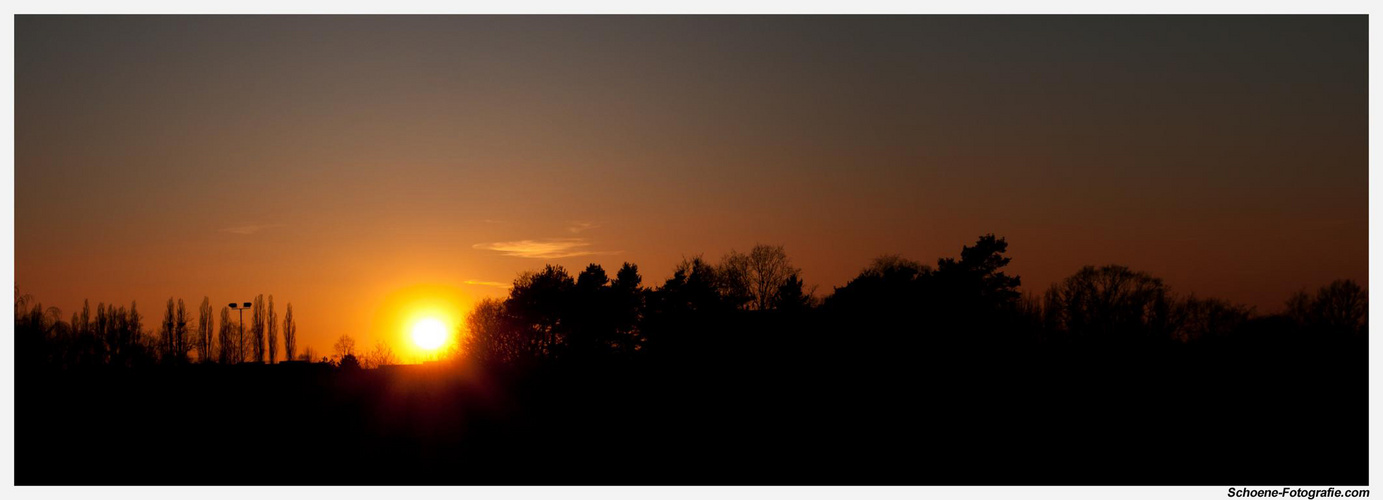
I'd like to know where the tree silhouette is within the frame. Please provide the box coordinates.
[462,298,522,366]
[641,256,739,357]
[830,254,930,302]
[652,256,734,317]
[177,299,190,362]
[338,353,361,370]
[197,297,213,363]
[824,255,929,314]
[283,303,297,362]
[15,293,59,370]
[218,306,236,364]
[121,301,145,367]
[719,244,801,311]
[267,295,278,364]
[154,302,167,359]
[252,294,266,363]
[76,299,95,365]
[610,262,646,353]
[1288,279,1368,336]
[570,264,614,357]
[1042,265,1172,342]
[935,234,1022,309]
[79,299,91,338]
[365,341,397,369]
[160,299,186,363]
[508,265,576,358]
[577,263,609,289]
[333,334,356,361]
[1170,295,1252,342]
[96,302,110,361]
[772,273,814,312]
[104,304,121,365]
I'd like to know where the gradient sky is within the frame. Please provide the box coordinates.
[16,16,1367,359]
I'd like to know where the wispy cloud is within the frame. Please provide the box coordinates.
[567,221,601,234]
[220,223,285,235]
[472,238,621,259]
[463,280,513,289]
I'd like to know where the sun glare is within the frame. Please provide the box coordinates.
[412,318,448,351]
[371,284,471,362]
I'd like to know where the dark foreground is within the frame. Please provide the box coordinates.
[18,336,1366,485]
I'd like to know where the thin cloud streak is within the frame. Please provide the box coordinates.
[463,280,513,289]
[220,223,285,235]
[472,238,621,259]
[567,221,600,234]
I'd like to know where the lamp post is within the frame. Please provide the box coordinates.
[229,301,251,363]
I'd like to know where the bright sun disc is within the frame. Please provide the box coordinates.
[412,318,448,350]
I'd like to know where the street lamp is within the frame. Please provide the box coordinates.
[229,301,251,363]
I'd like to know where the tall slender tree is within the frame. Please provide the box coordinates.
[96,303,109,362]
[79,299,91,340]
[251,294,266,363]
[267,295,278,364]
[197,297,213,363]
[283,303,296,362]
[173,299,190,363]
[161,299,176,361]
[126,301,143,366]
[218,306,235,364]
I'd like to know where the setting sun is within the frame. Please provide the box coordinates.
[369,283,470,363]
[412,318,448,350]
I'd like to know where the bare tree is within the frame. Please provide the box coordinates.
[1042,265,1172,341]
[364,340,397,369]
[124,301,143,366]
[197,297,213,363]
[218,306,235,364]
[107,305,125,362]
[719,244,801,311]
[14,286,32,316]
[79,299,91,341]
[94,303,108,360]
[96,303,110,361]
[160,299,175,361]
[1169,295,1252,342]
[251,294,266,363]
[333,334,356,360]
[267,295,278,364]
[1288,279,1368,335]
[283,303,296,362]
[175,299,190,362]
[160,298,192,363]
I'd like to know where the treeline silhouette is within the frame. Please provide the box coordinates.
[15,293,300,370]
[15,235,1367,485]
[457,235,1364,369]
